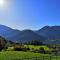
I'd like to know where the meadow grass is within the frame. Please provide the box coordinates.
[0,51,42,60]
[0,51,60,60]
[0,45,59,60]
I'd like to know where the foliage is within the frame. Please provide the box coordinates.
[14,45,30,51]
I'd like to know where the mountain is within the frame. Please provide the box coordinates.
[0,25,45,43]
[1,25,60,44]
[16,30,45,43]
[36,26,60,44]
[0,25,21,42]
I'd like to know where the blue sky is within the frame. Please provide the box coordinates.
[0,0,60,30]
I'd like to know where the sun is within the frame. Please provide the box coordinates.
[0,0,4,6]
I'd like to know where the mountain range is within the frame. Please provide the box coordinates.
[0,25,60,44]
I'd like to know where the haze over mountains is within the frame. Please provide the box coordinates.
[0,25,60,44]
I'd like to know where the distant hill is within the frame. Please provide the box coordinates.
[36,26,60,44]
[0,25,45,43]
[0,25,21,42]
[16,30,45,43]
[0,25,60,44]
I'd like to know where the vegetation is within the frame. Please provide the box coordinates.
[0,51,60,60]
[0,37,60,60]
[0,44,59,60]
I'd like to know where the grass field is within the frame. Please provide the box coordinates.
[0,45,59,60]
[0,51,60,60]
[0,51,42,60]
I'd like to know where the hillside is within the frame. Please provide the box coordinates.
[0,25,45,43]
[0,25,60,44]
[36,26,60,44]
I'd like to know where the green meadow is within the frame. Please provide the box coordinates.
[0,51,60,60]
[0,45,59,60]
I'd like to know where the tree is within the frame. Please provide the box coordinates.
[30,40,43,45]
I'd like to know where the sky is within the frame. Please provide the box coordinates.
[0,0,60,30]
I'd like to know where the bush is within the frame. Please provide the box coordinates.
[26,47,30,51]
[26,45,30,51]
[31,48,34,52]
[45,50,52,54]
[39,47,45,54]
[14,47,26,51]
[7,47,14,51]
[14,45,30,51]
[33,49,39,53]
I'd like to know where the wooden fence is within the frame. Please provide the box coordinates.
[13,56,60,60]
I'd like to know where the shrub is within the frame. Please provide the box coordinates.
[39,47,45,54]
[33,49,39,53]
[26,45,30,51]
[31,48,34,52]
[7,47,14,51]
[14,45,30,51]
[45,50,52,54]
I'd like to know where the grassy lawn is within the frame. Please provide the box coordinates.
[0,51,60,60]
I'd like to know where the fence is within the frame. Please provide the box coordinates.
[13,56,60,60]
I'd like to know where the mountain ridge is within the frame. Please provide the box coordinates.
[0,25,60,44]
[0,25,45,43]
